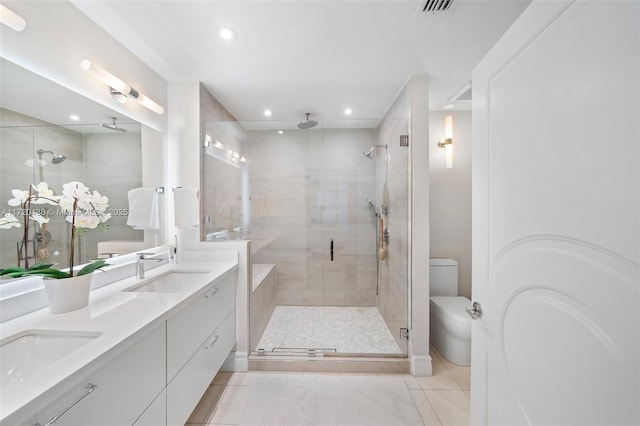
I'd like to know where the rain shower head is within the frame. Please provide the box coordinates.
[297,113,318,129]
[100,116,127,132]
[37,149,66,164]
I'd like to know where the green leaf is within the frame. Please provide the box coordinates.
[5,271,28,278]
[0,267,26,276]
[28,261,57,271]
[77,260,109,276]
[21,269,72,279]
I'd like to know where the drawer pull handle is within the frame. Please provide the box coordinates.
[205,334,220,349]
[205,287,219,299]
[35,383,97,426]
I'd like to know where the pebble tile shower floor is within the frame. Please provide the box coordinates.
[256,306,403,354]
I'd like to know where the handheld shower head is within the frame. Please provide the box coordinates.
[363,147,375,159]
[362,144,388,160]
[297,113,318,129]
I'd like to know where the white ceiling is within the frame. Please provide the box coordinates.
[72,0,531,122]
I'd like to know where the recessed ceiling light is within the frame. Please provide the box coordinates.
[444,103,455,110]
[344,108,352,116]
[69,114,80,121]
[218,26,237,41]
[263,109,272,117]
[278,130,284,134]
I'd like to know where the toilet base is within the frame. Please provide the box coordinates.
[430,317,471,366]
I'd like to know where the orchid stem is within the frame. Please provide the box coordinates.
[22,186,33,269]
[69,197,78,277]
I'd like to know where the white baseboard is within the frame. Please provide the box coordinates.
[221,351,248,372]
[411,354,433,377]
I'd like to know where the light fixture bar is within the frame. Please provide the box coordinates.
[438,115,454,169]
[0,4,26,31]
[80,60,164,115]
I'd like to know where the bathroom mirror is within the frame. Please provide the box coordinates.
[0,57,165,272]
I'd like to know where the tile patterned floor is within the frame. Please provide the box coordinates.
[256,306,402,354]
[186,347,470,426]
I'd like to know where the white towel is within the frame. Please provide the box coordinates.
[126,188,159,230]
[173,187,199,229]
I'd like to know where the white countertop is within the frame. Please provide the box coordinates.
[0,261,238,423]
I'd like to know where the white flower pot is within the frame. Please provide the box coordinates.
[44,273,93,314]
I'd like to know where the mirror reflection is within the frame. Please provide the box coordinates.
[0,58,158,271]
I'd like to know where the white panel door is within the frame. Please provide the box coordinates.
[471,1,639,425]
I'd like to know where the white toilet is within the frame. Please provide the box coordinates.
[429,258,472,366]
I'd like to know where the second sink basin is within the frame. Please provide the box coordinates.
[0,330,101,389]
[124,271,211,293]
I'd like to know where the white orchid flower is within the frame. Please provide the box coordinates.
[90,190,109,211]
[99,212,112,224]
[32,182,58,205]
[8,189,29,206]
[0,213,21,229]
[62,181,90,199]
[30,212,50,225]
[59,181,89,211]
[68,213,100,229]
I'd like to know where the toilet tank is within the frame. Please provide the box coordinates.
[429,258,458,296]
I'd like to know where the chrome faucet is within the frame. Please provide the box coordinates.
[135,253,163,279]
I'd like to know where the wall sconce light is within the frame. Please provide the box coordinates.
[0,4,26,31]
[80,60,164,115]
[438,115,453,168]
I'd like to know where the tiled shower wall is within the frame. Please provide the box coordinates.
[248,127,378,307]
[83,131,143,259]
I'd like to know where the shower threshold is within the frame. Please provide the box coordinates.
[262,348,338,357]
[248,351,410,374]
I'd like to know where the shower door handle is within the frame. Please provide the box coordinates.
[330,239,334,262]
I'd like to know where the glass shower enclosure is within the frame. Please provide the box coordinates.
[201,118,409,357]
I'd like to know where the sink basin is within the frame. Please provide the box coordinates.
[124,271,211,293]
[0,330,101,389]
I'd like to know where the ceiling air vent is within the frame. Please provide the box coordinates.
[420,0,454,13]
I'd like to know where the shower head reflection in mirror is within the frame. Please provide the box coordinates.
[37,149,66,164]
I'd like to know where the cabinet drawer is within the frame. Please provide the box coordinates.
[166,308,236,426]
[31,324,166,426]
[167,271,236,380]
[133,389,166,426]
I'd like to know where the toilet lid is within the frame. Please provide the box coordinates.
[430,296,472,324]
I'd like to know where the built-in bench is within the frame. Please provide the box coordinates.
[250,264,277,350]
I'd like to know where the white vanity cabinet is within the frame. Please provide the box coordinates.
[5,265,238,426]
[166,272,237,425]
[166,272,236,381]
[29,323,166,426]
